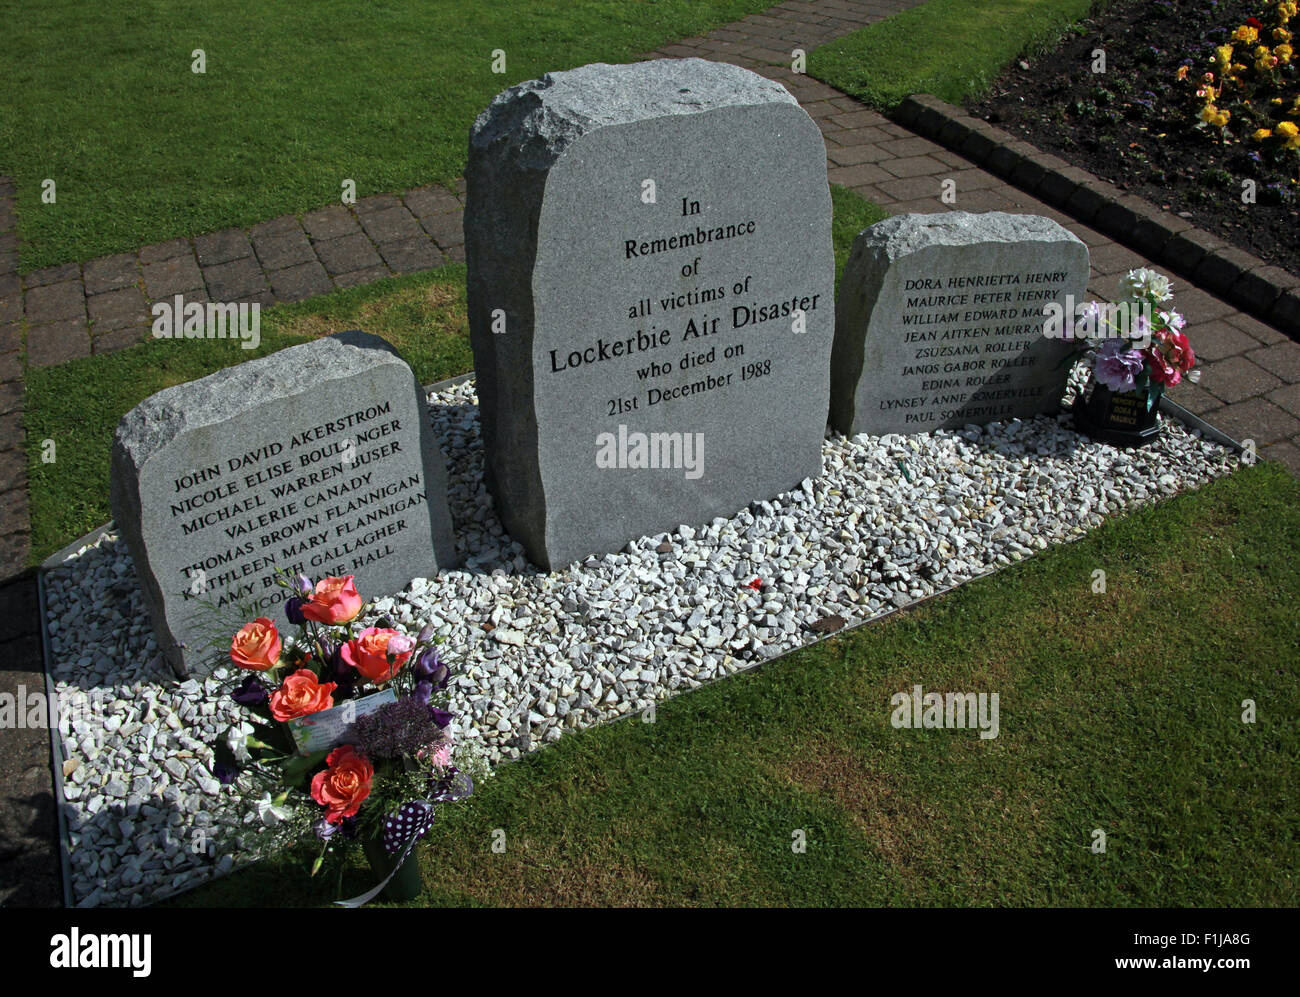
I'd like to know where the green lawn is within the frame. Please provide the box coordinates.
[171,462,1299,907]
[808,0,1115,108]
[1,0,778,270]
[23,187,887,565]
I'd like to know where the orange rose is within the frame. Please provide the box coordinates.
[310,745,373,823]
[230,617,282,671]
[300,575,363,624]
[340,627,412,683]
[268,668,337,722]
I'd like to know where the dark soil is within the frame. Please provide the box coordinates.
[970,0,1300,275]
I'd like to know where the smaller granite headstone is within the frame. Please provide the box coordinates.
[830,211,1089,437]
[111,330,457,677]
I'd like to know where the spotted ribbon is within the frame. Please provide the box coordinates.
[336,770,474,908]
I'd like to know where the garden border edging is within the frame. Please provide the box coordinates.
[892,94,1300,340]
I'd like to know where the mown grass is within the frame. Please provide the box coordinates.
[171,462,1300,907]
[1,0,780,269]
[24,187,887,564]
[808,0,1116,108]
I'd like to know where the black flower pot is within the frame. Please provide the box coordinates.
[361,832,423,902]
[1073,379,1161,448]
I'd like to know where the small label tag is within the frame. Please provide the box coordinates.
[287,688,396,755]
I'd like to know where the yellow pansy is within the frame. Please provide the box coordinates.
[1234,25,1259,43]
[1200,105,1231,127]
[1275,28,1293,42]
[1254,128,1274,140]
[1277,43,1294,62]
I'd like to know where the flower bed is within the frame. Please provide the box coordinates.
[971,0,1300,274]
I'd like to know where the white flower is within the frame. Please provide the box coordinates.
[1159,309,1186,331]
[1120,268,1173,304]
[224,722,253,763]
[256,793,291,826]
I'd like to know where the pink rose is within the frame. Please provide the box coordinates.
[300,576,363,624]
[340,627,413,683]
[230,618,282,671]
[310,745,373,824]
[1145,344,1181,387]
[268,669,337,722]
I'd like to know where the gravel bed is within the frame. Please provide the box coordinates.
[42,371,1239,905]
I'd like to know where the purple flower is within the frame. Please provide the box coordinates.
[349,697,445,759]
[232,674,268,708]
[294,574,313,596]
[416,623,435,644]
[1094,339,1146,393]
[285,596,306,625]
[314,815,358,841]
[413,647,449,689]
[413,679,434,706]
[329,643,359,695]
[214,760,239,785]
[430,707,454,729]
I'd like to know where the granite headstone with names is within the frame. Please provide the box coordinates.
[829,211,1089,437]
[110,330,457,677]
[466,58,834,570]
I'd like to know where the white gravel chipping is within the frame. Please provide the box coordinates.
[42,370,1239,906]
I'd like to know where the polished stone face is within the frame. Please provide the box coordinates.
[831,211,1089,437]
[111,330,457,676]
[466,59,834,570]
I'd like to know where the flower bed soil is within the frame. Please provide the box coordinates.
[970,0,1300,275]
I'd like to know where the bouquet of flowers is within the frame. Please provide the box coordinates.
[1072,268,1199,412]
[214,571,473,904]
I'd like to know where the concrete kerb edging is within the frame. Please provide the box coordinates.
[893,94,1300,340]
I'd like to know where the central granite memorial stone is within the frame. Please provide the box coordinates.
[110,330,457,676]
[829,211,1089,437]
[466,58,834,570]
